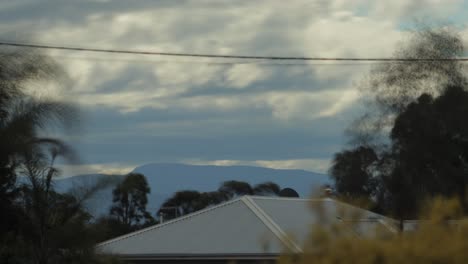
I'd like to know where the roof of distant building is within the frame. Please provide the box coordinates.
[97,196,397,261]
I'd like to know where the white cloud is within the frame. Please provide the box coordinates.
[58,162,136,177]
[316,89,360,117]
[225,64,271,88]
[184,158,331,173]
[2,0,467,169]
[58,157,331,177]
[9,0,462,119]
[254,158,331,173]
[264,89,359,120]
[185,159,245,167]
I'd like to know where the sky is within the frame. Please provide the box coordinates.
[1,0,467,176]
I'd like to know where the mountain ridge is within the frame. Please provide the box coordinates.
[55,163,330,217]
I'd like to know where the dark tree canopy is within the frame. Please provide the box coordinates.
[278,188,299,198]
[159,190,204,218]
[330,146,378,198]
[331,27,468,227]
[218,180,254,198]
[368,28,465,113]
[390,85,468,199]
[349,27,467,146]
[110,173,152,226]
[0,48,91,264]
[159,181,283,221]
[253,182,281,195]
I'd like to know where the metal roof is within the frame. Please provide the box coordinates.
[97,196,396,258]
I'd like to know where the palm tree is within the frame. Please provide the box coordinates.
[0,48,79,237]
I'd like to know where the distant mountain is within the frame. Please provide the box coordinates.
[54,163,330,217]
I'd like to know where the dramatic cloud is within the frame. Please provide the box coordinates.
[1,0,466,174]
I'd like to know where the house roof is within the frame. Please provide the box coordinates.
[97,196,396,259]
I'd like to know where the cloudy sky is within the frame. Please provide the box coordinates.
[1,0,467,175]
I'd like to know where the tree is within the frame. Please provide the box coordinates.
[331,26,468,226]
[384,85,468,222]
[89,216,135,244]
[218,180,253,199]
[0,142,112,264]
[0,48,82,263]
[110,173,152,227]
[159,181,283,221]
[159,190,203,219]
[349,27,466,146]
[0,48,78,228]
[253,182,281,195]
[330,146,378,199]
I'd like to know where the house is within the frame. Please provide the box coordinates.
[97,196,397,264]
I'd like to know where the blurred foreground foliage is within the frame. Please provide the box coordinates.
[279,197,468,264]
[0,47,122,264]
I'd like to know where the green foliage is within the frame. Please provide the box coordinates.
[218,180,254,198]
[0,48,111,264]
[349,27,466,145]
[0,150,105,264]
[390,85,468,199]
[159,181,282,220]
[330,27,468,224]
[88,216,135,243]
[0,47,79,241]
[253,181,281,196]
[330,146,378,199]
[159,190,205,218]
[367,27,465,114]
[110,173,153,226]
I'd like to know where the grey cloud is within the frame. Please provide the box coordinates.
[1,0,465,171]
[177,65,348,98]
[0,0,189,24]
[68,104,352,165]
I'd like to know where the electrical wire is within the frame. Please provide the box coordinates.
[1,41,468,62]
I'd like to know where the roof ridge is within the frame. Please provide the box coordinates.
[247,195,325,202]
[241,196,303,253]
[96,197,244,248]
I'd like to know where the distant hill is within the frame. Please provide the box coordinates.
[54,163,330,217]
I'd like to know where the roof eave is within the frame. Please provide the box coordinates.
[118,253,280,261]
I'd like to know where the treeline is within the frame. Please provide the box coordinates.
[329,27,468,230]
[158,180,285,220]
[92,173,289,241]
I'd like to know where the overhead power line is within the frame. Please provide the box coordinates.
[47,54,397,66]
[1,41,468,62]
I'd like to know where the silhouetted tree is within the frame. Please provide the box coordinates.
[0,48,82,263]
[349,27,466,146]
[159,190,202,219]
[391,86,468,198]
[89,216,134,243]
[159,181,283,220]
[198,191,226,207]
[382,85,468,225]
[1,144,110,264]
[110,173,153,227]
[218,180,253,199]
[330,146,378,199]
[253,182,281,195]
[278,188,300,198]
[331,27,468,227]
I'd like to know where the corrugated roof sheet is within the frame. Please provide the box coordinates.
[97,196,396,257]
